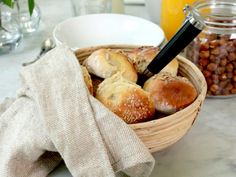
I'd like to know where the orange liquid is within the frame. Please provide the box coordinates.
[160,0,196,40]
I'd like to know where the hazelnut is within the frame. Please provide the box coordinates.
[211,47,220,55]
[227,72,233,79]
[199,58,209,67]
[226,83,233,90]
[220,35,230,41]
[220,58,227,66]
[226,41,235,52]
[232,62,236,68]
[209,40,219,48]
[233,40,236,47]
[219,80,228,88]
[200,43,209,50]
[219,38,228,46]
[210,84,220,93]
[209,55,216,62]
[219,73,227,81]
[216,67,226,74]
[198,65,204,71]
[203,70,211,78]
[231,88,236,94]
[233,76,236,82]
[207,63,218,71]
[219,48,228,58]
[206,78,213,86]
[207,90,212,95]
[212,74,219,84]
[222,89,230,95]
[199,51,210,58]
[226,63,234,72]
[228,52,236,61]
[207,34,217,41]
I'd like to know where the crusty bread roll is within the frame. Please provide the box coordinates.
[161,59,179,76]
[96,73,155,124]
[81,66,93,94]
[121,46,158,74]
[121,46,179,76]
[83,49,137,83]
[143,72,198,114]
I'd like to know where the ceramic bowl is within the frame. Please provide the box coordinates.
[52,13,165,50]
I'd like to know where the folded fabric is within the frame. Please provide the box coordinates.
[0,45,155,177]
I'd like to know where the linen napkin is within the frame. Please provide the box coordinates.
[0,45,155,177]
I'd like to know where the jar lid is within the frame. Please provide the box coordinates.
[192,0,236,33]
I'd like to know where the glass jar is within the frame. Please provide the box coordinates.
[0,3,22,54]
[185,0,236,97]
[15,0,41,34]
[71,0,112,16]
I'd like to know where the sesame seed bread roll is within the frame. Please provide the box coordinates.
[96,73,155,124]
[143,72,198,114]
[83,48,138,83]
[122,46,179,76]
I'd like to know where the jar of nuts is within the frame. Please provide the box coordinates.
[185,0,236,97]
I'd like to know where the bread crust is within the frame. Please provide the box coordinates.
[143,72,198,114]
[96,73,155,123]
[83,49,138,83]
[122,46,159,74]
[121,46,179,76]
[81,66,93,94]
[161,59,179,76]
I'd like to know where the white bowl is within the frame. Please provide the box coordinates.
[53,14,165,50]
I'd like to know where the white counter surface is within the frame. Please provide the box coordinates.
[0,1,236,177]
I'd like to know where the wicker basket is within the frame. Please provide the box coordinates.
[75,45,207,153]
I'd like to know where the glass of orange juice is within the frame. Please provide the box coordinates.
[160,0,196,40]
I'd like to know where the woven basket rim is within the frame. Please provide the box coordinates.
[75,44,207,128]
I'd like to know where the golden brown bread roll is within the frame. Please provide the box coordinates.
[83,49,138,83]
[81,66,93,94]
[121,46,179,76]
[161,59,179,76]
[121,46,158,75]
[143,72,198,114]
[96,73,155,124]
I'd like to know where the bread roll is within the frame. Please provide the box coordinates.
[161,59,179,76]
[122,46,158,74]
[143,72,198,114]
[81,66,93,94]
[122,46,179,76]
[96,73,155,124]
[83,49,137,83]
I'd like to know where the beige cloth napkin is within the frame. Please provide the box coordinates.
[0,45,155,177]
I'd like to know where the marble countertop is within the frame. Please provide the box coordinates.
[0,1,236,177]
